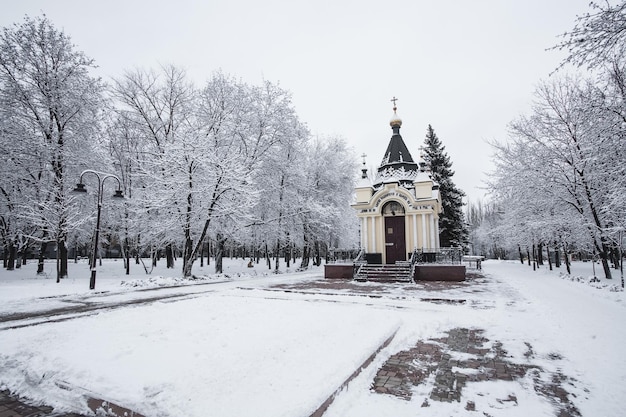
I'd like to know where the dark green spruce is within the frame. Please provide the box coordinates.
[423,125,469,248]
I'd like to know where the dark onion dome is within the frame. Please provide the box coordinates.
[390,110,402,127]
[375,104,418,186]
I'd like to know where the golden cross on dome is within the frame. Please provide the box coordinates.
[390,96,398,110]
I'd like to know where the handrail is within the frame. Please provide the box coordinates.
[353,248,365,263]
[410,247,463,265]
[409,248,419,283]
[353,249,366,279]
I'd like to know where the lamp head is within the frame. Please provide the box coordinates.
[73,183,87,193]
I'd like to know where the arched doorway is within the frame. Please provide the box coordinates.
[382,201,406,264]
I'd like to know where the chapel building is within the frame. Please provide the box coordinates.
[352,102,442,264]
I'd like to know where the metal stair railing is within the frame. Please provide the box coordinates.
[409,248,420,283]
[352,249,366,279]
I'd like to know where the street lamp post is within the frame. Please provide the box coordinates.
[619,228,625,289]
[73,170,124,290]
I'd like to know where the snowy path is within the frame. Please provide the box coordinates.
[0,277,275,330]
[323,261,626,417]
[0,260,624,416]
[483,262,626,417]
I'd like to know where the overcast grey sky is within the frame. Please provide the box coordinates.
[2,0,591,202]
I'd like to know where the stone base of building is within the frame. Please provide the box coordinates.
[324,264,355,279]
[324,263,466,282]
[414,265,466,281]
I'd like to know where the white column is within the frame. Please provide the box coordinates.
[421,214,427,250]
[370,216,376,253]
[412,214,417,250]
[435,217,440,248]
[429,213,436,249]
[361,217,368,251]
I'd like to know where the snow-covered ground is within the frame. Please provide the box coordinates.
[0,257,624,416]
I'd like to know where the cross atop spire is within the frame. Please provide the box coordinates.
[389,96,402,128]
[390,96,398,110]
[360,153,369,179]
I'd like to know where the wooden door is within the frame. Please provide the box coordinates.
[384,216,406,264]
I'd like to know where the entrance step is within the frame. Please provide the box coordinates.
[356,263,413,283]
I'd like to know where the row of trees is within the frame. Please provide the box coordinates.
[0,15,358,280]
[471,1,626,279]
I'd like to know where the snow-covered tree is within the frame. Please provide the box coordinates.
[252,113,308,271]
[298,135,358,268]
[422,125,468,248]
[111,65,195,270]
[466,200,509,259]
[555,0,626,273]
[0,15,365,280]
[201,77,300,273]
[104,112,143,274]
[489,74,625,279]
[0,15,105,279]
[111,69,307,276]
[554,0,626,70]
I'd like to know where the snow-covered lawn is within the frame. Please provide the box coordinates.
[0,258,624,416]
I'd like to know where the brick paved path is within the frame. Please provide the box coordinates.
[0,390,145,417]
[0,390,85,417]
[372,328,581,416]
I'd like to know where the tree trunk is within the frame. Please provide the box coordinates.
[215,234,225,274]
[572,134,612,279]
[285,233,290,268]
[200,239,205,268]
[600,248,612,279]
[125,236,130,275]
[37,241,48,274]
[182,225,194,277]
[526,247,531,266]
[547,246,553,271]
[554,241,561,268]
[274,239,280,273]
[563,242,571,274]
[20,243,28,266]
[58,239,68,279]
[314,240,321,266]
[6,243,15,271]
[166,244,174,269]
[123,208,130,275]
[537,242,544,265]
[518,245,524,264]
[135,234,141,264]
[300,230,310,269]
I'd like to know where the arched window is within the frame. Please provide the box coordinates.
[382,201,405,216]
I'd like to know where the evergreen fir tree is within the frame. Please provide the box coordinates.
[422,125,469,248]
